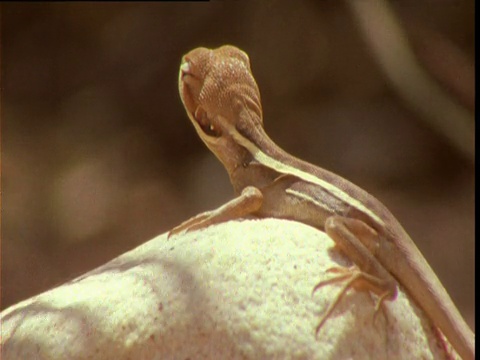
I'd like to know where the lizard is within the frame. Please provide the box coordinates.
[170,45,475,360]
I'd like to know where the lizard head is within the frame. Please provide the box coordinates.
[179,45,264,172]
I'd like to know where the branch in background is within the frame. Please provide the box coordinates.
[410,23,475,112]
[346,0,474,164]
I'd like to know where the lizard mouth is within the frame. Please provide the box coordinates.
[179,61,191,80]
[180,59,221,138]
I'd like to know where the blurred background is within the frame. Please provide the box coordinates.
[2,1,474,329]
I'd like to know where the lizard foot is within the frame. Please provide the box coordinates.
[168,186,263,238]
[312,265,394,337]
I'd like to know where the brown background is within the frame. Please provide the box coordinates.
[2,1,474,329]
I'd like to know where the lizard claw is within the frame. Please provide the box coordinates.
[312,266,356,296]
[313,266,395,337]
[313,267,364,337]
[168,212,212,238]
[168,186,263,239]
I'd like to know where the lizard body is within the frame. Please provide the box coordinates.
[171,45,474,360]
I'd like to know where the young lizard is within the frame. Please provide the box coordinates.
[170,45,474,360]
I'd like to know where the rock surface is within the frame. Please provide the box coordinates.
[1,219,453,359]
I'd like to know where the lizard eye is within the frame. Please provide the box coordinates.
[194,107,221,137]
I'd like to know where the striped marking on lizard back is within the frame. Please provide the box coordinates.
[229,127,386,228]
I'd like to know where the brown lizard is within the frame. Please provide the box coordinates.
[170,45,475,360]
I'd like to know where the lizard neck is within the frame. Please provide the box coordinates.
[232,112,305,174]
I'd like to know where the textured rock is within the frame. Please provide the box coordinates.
[1,219,453,359]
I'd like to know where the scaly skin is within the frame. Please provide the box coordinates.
[172,45,474,360]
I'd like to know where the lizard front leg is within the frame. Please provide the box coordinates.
[313,216,398,335]
[168,186,263,237]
